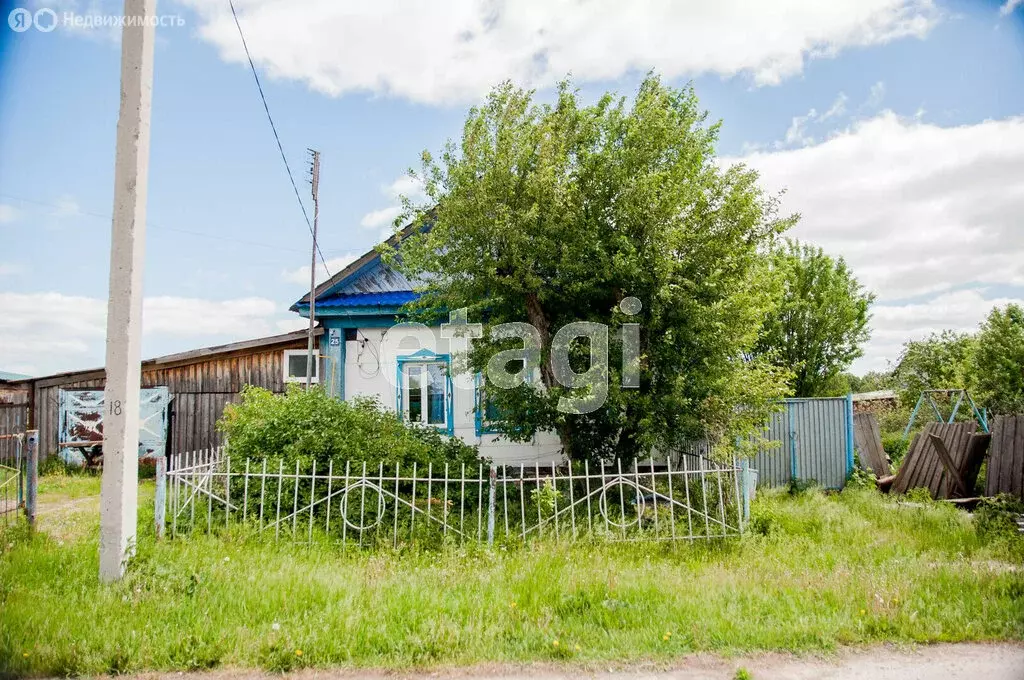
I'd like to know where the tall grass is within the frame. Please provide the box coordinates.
[1,483,1021,675]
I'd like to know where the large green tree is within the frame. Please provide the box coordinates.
[389,76,793,463]
[892,330,975,406]
[972,303,1024,414]
[755,240,874,397]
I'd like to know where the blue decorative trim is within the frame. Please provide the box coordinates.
[474,373,500,436]
[293,304,409,318]
[396,351,454,436]
[319,291,419,308]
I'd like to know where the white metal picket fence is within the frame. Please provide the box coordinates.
[163,448,748,546]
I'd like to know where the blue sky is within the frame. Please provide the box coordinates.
[1,0,1023,376]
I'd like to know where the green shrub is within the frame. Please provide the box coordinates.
[217,386,482,470]
[846,458,876,490]
[881,433,909,466]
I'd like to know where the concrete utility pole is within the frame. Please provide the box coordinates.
[306,149,320,389]
[99,0,157,582]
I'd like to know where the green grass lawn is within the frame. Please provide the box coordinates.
[1,476,1022,676]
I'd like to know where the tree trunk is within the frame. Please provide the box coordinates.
[523,292,576,457]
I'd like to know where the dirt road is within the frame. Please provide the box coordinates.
[124,643,1024,679]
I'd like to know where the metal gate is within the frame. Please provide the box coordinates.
[58,387,171,464]
[751,396,854,489]
[0,437,22,526]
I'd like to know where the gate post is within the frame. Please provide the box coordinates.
[154,455,167,539]
[25,430,38,529]
[845,392,855,478]
[487,465,496,546]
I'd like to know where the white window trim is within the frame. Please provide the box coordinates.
[399,360,448,426]
[283,349,319,383]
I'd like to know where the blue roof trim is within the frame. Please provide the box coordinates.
[316,291,419,308]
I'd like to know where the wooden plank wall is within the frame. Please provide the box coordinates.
[28,341,305,459]
[986,415,1024,499]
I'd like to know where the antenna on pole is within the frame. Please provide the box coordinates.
[305,149,321,389]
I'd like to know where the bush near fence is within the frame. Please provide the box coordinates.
[217,386,482,471]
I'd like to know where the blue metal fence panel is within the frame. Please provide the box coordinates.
[751,397,853,490]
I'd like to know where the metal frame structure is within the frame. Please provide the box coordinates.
[903,389,989,439]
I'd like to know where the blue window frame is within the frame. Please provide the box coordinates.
[474,365,535,436]
[397,350,454,435]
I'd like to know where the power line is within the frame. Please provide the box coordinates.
[227,0,330,279]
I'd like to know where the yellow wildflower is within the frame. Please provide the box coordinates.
[295,650,303,656]
[552,640,559,647]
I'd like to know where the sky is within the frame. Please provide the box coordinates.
[0,0,1022,378]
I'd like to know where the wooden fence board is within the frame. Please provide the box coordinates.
[891,422,979,497]
[986,415,1023,498]
[853,412,889,477]
[1014,416,1024,497]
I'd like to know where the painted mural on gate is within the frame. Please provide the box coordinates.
[58,387,170,465]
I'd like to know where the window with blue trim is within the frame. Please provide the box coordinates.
[398,352,453,433]
[475,361,532,436]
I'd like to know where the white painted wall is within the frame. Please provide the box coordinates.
[345,325,563,465]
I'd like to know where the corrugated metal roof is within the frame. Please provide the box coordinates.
[317,291,419,308]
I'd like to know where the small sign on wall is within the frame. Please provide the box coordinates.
[329,328,341,347]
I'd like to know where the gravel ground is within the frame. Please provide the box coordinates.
[122,643,1024,680]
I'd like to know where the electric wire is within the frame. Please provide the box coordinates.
[227,0,330,279]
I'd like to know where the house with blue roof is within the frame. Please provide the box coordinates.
[290,231,562,465]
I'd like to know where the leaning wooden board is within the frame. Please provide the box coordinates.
[891,422,977,496]
[853,412,889,477]
[985,415,1024,499]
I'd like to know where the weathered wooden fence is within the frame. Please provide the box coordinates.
[163,449,748,546]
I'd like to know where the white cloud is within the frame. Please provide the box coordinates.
[732,112,1024,372]
[385,175,427,201]
[0,204,20,224]
[781,108,819,148]
[281,253,359,285]
[359,206,402,230]
[50,195,81,219]
[855,290,1024,373]
[821,93,848,120]
[773,93,848,150]
[0,292,294,375]
[866,81,886,109]
[999,0,1023,17]
[358,173,427,232]
[184,0,939,104]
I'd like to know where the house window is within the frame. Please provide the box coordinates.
[475,361,533,436]
[283,350,319,383]
[398,355,452,432]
